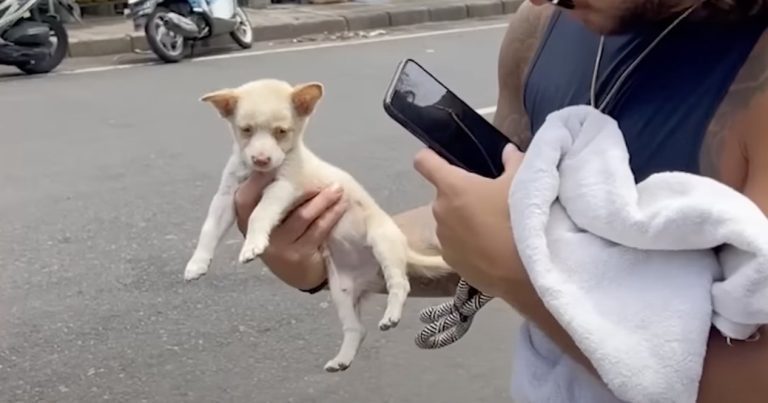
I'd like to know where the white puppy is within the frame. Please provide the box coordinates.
[184,79,450,372]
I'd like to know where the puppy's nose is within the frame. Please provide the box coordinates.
[252,155,271,167]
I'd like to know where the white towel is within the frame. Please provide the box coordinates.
[507,105,768,403]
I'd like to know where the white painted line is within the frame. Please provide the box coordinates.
[477,106,497,116]
[194,23,507,63]
[59,63,153,75]
[58,22,507,76]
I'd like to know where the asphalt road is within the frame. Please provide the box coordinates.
[0,18,525,403]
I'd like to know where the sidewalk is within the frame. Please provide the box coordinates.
[67,0,522,57]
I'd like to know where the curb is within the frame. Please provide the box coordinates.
[68,0,521,58]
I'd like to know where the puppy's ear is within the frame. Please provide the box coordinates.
[291,82,324,117]
[200,89,238,118]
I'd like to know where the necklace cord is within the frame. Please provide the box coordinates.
[589,4,700,111]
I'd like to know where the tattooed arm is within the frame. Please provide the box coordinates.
[694,66,768,403]
[493,2,553,148]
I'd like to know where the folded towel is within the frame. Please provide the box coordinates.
[507,105,768,403]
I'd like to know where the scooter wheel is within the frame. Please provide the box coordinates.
[145,7,186,63]
[16,16,69,75]
[230,7,253,50]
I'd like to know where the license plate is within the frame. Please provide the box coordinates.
[132,4,153,15]
[128,0,154,17]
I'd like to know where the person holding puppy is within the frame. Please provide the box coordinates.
[234,0,768,401]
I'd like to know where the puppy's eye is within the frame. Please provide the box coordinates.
[273,127,289,138]
[241,127,253,135]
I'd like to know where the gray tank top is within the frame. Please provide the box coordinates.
[524,11,766,181]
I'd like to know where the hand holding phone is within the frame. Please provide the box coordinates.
[383,59,515,178]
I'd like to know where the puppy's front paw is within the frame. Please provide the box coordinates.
[324,358,351,373]
[238,235,269,264]
[184,256,211,281]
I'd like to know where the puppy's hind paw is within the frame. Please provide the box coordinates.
[378,313,401,331]
[184,257,211,281]
[238,235,269,264]
[324,358,351,373]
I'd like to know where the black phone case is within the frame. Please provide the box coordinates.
[382,58,515,178]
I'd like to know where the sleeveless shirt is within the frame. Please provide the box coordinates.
[524,11,766,181]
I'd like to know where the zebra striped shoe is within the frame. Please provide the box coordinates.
[415,280,494,349]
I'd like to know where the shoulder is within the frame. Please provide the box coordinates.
[730,30,768,165]
[494,4,554,147]
[739,31,768,208]
[722,28,768,115]
[701,28,768,184]
[498,3,555,88]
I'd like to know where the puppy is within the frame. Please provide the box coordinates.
[184,79,451,372]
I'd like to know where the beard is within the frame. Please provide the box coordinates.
[575,0,697,35]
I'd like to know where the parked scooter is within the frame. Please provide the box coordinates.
[0,0,78,74]
[126,0,253,63]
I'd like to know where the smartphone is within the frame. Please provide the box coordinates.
[383,58,514,178]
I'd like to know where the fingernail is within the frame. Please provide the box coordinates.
[502,144,514,159]
[329,183,343,194]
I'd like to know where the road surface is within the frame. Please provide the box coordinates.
[0,18,525,403]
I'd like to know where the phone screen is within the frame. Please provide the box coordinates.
[384,59,512,178]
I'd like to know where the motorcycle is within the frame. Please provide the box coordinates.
[0,0,77,74]
[126,0,253,63]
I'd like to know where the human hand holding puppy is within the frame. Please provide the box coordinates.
[234,171,347,292]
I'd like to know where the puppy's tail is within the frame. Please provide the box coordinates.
[406,249,452,279]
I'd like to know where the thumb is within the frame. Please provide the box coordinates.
[247,169,277,190]
[500,143,524,179]
[414,148,458,187]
